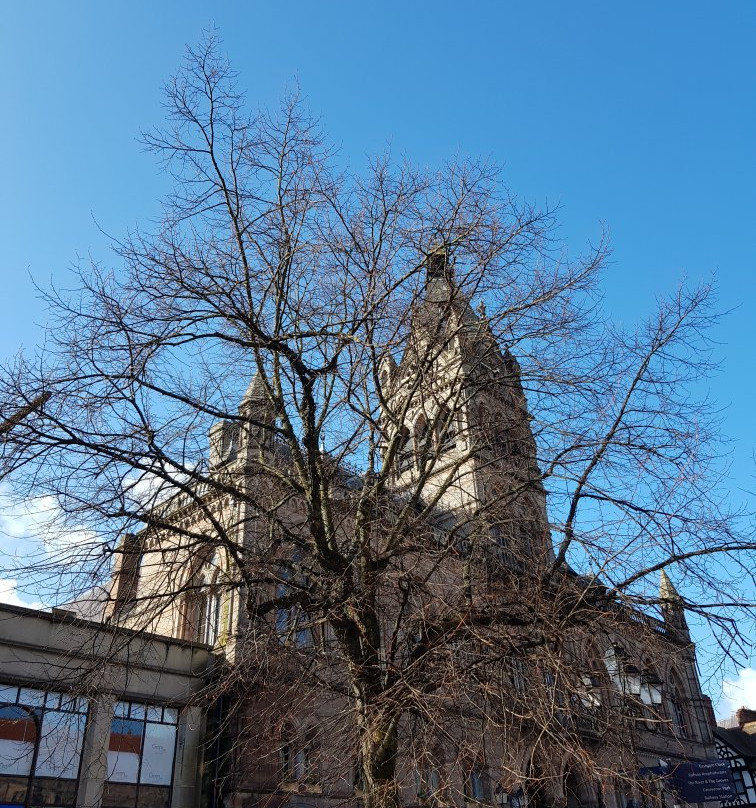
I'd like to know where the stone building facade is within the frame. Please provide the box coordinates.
[60,256,724,808]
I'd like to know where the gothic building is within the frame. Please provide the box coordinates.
[92,253,726,808]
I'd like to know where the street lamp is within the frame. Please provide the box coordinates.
[621,663,643,697]
[641,672,663,706]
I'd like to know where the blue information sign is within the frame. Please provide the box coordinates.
[670,760,737,803]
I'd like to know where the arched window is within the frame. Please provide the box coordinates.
[603,646,624,691]
[181,552,224,645]
[416,764,442,806]
[279,724,294,781]
[275,561,314,648]
[199,570,222,646]
[295,726,319,783]
[477,405,490,449]
[464,765,488,803]
[639,666,663,709]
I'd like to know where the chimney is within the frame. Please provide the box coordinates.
[111,533,143,617]
[736,707,756,733]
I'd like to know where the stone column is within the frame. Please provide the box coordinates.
[77,694,115,808]
[171,705,206,808]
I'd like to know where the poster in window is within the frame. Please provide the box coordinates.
[0,705,36,776]
[139,724,176,786]
[35,711,85,779]
[107,718,143,783]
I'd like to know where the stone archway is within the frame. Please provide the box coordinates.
[565,771,601,808]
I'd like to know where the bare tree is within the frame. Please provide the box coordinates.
[0,35,752,808]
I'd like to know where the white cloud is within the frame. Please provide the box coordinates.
[0,484,101,608]
[720,667,756,717]
[0,578,44,610]
[121,458,194,512]
[122,470,180,509]
[0,483,99,556]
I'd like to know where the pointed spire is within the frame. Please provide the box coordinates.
[241,372,267,407]
[239,371,274,423]
[659,569,689,638]
[659,569,681,602]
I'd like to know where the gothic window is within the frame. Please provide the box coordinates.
[436,405,457,451]
[200,574,222,646]
[503,657,528,696]
[477,405,490,449]
[353,759,366,793]
[415,415,430,460]
[603,646,623,690]
[398,426,413,472]
[508,427,522,457]
[603,647,665,726]
[416,764,442,805]
[225,424,239,461]
[279,726,293,780]
[279,724,319,785]
[294,727,319,782]
[576,673,602,709]
[181,552,224,645]
[430,515,455,550]
[666,674,689,738]
[638,666,663,709]
[275,563,314,649]
[464,766,488,803]
[211,421,239,467]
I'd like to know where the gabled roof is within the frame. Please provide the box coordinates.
[715,725,756,761]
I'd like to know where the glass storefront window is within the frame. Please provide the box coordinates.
[105,699,178,808]
[1,688,178,808]
[0,684,88,808]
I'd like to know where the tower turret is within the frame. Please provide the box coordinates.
[238,372,276,458]
[424,245,455,303]
[209,373,276,470]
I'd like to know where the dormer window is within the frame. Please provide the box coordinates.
[209,420,239,468]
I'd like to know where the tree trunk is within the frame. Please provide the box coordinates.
[359,716,400,808]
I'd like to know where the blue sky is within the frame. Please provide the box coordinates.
[0,1,754,710]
